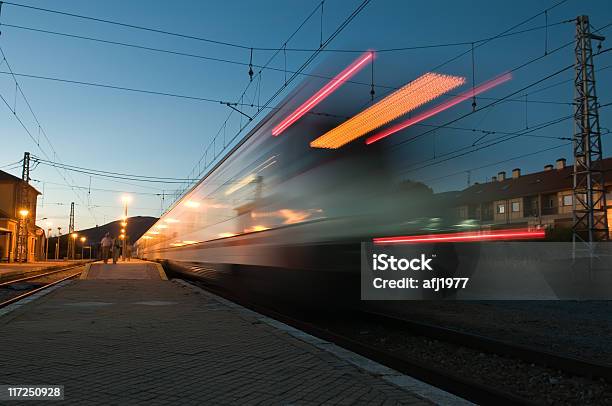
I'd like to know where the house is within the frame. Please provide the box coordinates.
[0,170,44,262]
[452,157,612,237]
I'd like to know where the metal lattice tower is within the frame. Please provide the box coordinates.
[572,15,608,243]
[15,152,31,262]
[68,202,75,259]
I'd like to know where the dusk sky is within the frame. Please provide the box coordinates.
[1,0,611,233]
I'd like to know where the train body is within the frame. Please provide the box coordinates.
[136,73,459,301]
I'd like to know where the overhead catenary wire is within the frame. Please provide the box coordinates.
[182,0,372,199]
[0,42,100,224]
[179,0,577,209]
[0,19,574,59]
[420,142,572,185]
[387,20,612,149]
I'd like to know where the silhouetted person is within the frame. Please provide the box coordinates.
[112,237,121,264]
[101,233,112,264]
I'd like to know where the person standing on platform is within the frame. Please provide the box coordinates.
[112,236,122,264]
[101,233,112,264]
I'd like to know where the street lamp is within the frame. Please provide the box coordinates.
[56,227,62,260]
[80,236,86,259]
[45,221,52,261]
[17,209,30,262]
[121,195,132,261]
[71,233,78,260]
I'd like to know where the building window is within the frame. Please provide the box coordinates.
[512,202,520,212]
[497,204,505,214]
[563,195,572,206]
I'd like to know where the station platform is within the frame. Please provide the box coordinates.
[0,260,87,282]
[0,260,441,405]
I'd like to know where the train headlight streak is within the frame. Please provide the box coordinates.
[366,72,513,145]
[310,72,465,149]
[272,52,373,136]
[373,228,545,244]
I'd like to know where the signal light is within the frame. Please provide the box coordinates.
[310,72,465,149]
[272,52,373,136]
[366,72,512,145]
[373,228,545,244]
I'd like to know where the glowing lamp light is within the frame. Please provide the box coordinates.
[156,224,168,229]
[119,234,125,240]
[272,52,374,136]
[373,228,545,245]
[121,195,133,204]
[218,232,237,238]
[366,72,513,144]
[19,209,29,217]
[121,221,127,227]
[120,228,126,233]
[310,72,465,149]
[245,225,269,233]
[71,233,78,239]
[80,237,86,243]
[148,231,160,235]
[184,200,201,208]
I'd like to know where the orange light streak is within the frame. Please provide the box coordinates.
[310,72,465,149]
[366,72,512,144]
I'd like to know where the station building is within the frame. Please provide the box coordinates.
[0,170,44,262]
[452,157,612,238]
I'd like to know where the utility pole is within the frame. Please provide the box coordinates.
[15,152,31,262]
[572,15,608,243]
[56,226,61,260]
[68,202,75,259]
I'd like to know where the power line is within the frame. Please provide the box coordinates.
[388,20,612,149]
[32,157,195,181]
[400,114,575,176]
[33,160,195,184]
[181,0,372,202]
[0,19,573,58]
[420,142,572,185]
[1,2,573,53]
[0,43,100,224]
[0,70,241,105]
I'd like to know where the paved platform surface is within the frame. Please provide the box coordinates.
[0,261,432,405]
[0,260,86,282]
[81,259,166,280]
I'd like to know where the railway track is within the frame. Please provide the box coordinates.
[164,263,611,405]
[168,276,528,404]
[0,264,85,308]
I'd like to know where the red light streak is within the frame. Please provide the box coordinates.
[373,228,545,244]
[365,72,512,145]
[272,52,373,136]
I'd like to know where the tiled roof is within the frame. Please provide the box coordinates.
[0,170,41,195]
[454,157,612,205]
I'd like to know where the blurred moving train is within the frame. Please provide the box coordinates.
[136,67,473,301]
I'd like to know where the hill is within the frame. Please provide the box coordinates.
[47,216,157,259]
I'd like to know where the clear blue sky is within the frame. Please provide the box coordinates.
[0,0,610,233]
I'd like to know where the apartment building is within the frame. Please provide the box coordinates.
[452,157,612,236]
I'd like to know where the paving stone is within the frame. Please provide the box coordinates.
[0,262,432,405]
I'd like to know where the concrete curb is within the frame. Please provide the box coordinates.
[172,278,473,406]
